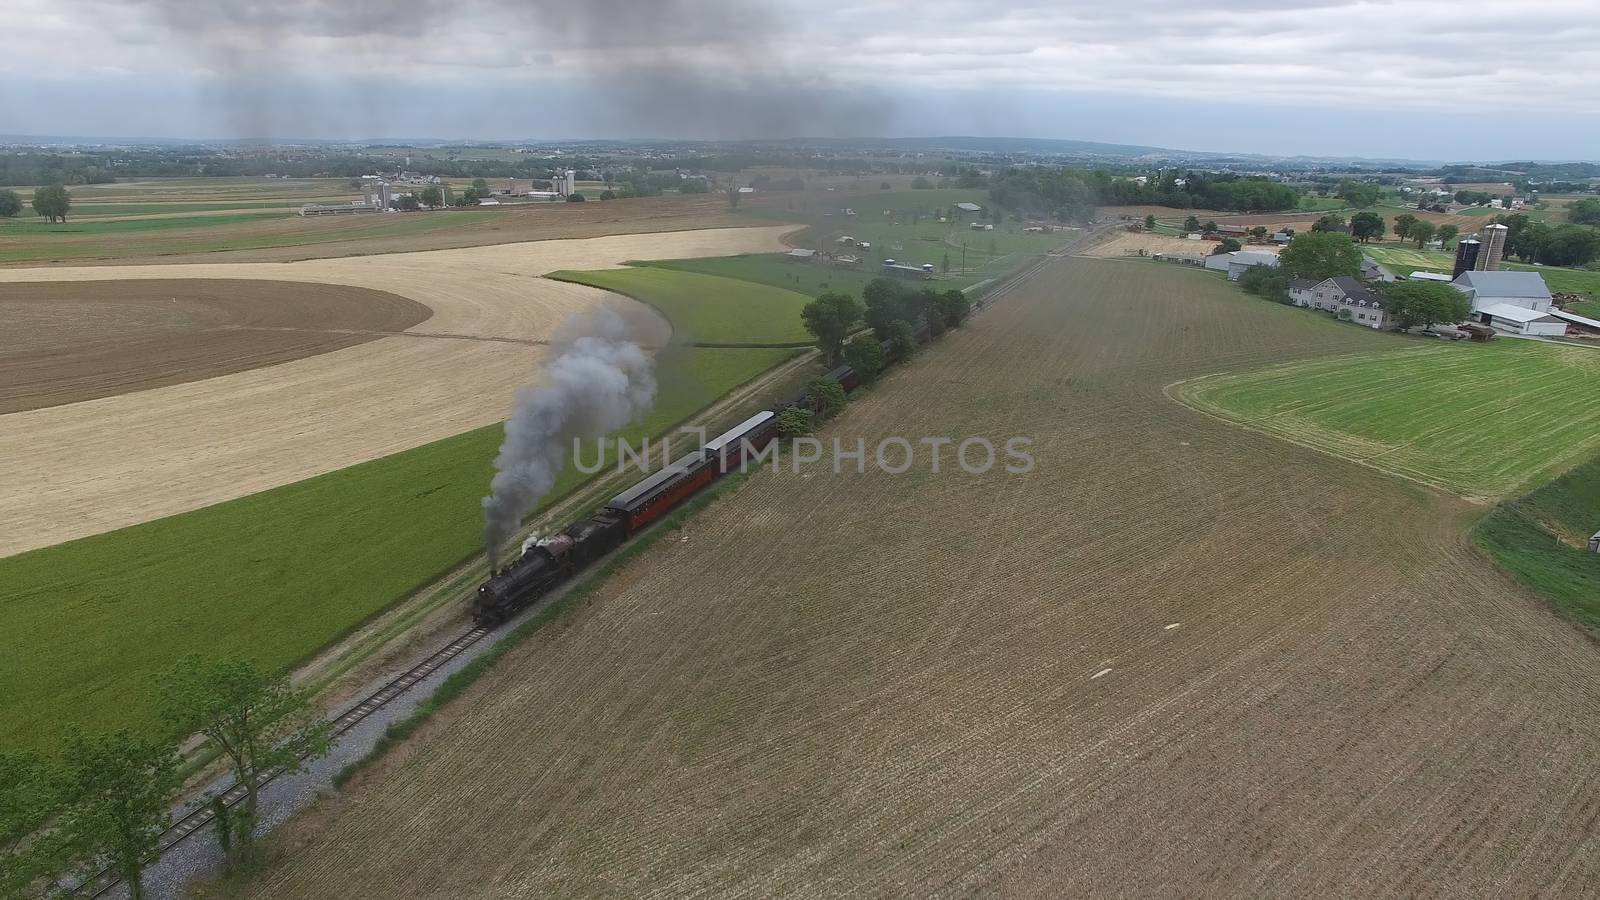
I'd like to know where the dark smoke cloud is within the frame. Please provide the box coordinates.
[481,308,656,569]
[128,0,889,139]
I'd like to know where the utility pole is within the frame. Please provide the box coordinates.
[962,242,967,274]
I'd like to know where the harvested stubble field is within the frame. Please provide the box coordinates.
[0,194,766,266]
[1080,230,1229,258]
[0,225,797,557]
[245,258,1600,897]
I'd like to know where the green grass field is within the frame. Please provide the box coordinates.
[1477,455,1600,632]
[1175,339,1600,497]
[0,210,287,235]
[634,253,981,300]
[0,346,796,749]
[547,267,815,346]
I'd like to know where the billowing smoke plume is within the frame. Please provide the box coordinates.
[129,0,889,139]
[482,309,655,569]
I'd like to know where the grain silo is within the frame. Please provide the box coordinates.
[1477,224,1508,271]
[1452,239,1481,279]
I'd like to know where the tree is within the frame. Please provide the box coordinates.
[154,656,329,865]
[1534,224,1600,267]
[1393,213,1417,240]
[1436,223,1459,249]
[934,289,971,327]
[1212,238,1242,254]
[1144,214,1157,230]
[807,377,848,418]
[885,320,916,361]
[1183,215,1200,232]
[565,193,585,202]
[55,729,177,900]
[1249,225,1269,240]
[1349,211,1385,243]
[599,190,616,201]
[726,186,741,210]
[843,335,885,383]
[1383,281,1470,331]
[1312,213,1346,232]
[0,190,21,218]
[1,750,63,898]
[862,278,912,338]
[940,252,950,274]
[395,194,420,211]
[775,407,814,437]
[800,292,863,365]
[30,184,71,223]
[470,177,489,193]
[459,186,481,205]
[1201,220,1219,234]
[1237,265,1292,303]
[1569,197,1600,226]
[1277,230,1361,280]
[418,185,442,207]
[1408,219,1437,248]
[1335,180,1382,207]
[911,176,934,190]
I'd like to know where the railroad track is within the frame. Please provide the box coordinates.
[81,625,491,897]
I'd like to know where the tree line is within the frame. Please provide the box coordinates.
[788,277,974,435]
[988,167,1301,224]
[1,656,328,899]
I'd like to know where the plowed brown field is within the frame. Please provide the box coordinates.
[245,258,1600,897]
[0,279,428,413]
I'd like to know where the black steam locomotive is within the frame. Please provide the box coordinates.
[472,322,932,627]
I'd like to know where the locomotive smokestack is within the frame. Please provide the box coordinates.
[482,309,656,569]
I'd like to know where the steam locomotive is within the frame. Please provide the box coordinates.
[473,322,933,627]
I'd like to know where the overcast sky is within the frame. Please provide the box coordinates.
[4,0,1597,161]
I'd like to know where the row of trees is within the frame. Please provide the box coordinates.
[1490,214,1600,267]
[1,656,328,899]
[0,185,71,222]
[787,278,973,435]
[988,168,1302,224]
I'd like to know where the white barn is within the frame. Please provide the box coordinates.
[1204,250,1279,281]
[1476,303,1567,337]
[1452,271,1552,314]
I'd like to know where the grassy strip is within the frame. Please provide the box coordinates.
[0,211,287,234]
[0,347,794,749]
[1476,455,1600,632]
[546,267,815,347]
[331,466,757,788]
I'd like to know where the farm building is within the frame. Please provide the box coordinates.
[299,202,381,216]
[954,202,982,213]
[1204,250,1279,281]
[1408,271,1454,283]
[1272,232,1294,244]
[784,248,816,262]
[1550,308,1600,336]
[881,260,934,280]
[1151,253,1205,267]
[1362,256,1397,283]
[1452,271,1552,313]
[1475,303,1568,337]
[834,255,863,270]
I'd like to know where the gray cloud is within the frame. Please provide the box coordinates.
[3,0,1598,157]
